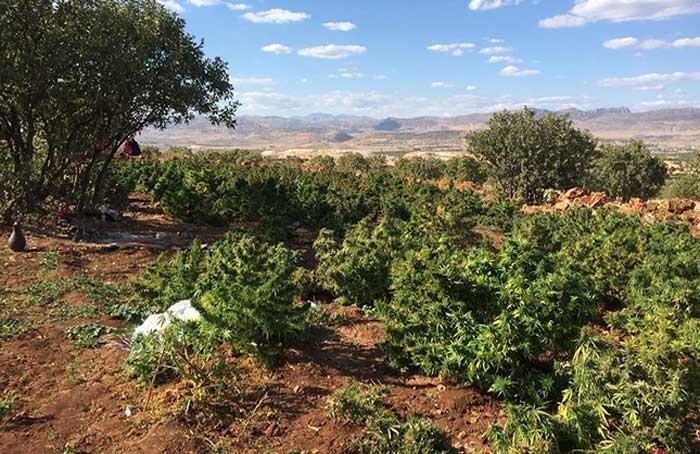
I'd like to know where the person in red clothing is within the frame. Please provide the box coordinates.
[122,137,142,157]
[122,137,134,156]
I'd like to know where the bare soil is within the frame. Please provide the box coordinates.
[0,195,501,454]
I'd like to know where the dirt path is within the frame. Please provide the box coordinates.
[0,196,500,453]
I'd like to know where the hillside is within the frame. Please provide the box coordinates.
[140,108,700,154]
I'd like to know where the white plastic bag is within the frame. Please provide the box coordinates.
[132,299,201,338]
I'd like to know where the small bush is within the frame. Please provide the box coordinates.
[128,241,206,317]
[64,323,114,348]
[0,392,21,423]
[351,412,454,454]
[195,233,307,362]
[314,219,398,307]
[327,380,389,424]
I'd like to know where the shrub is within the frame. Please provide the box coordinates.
[314,219,399,307]
[382,239,597,398]
[662,152,700,199]
[351,412,454,454]
[64,323,114,348]
[587,140,667,201]
[124,241,206,322]
[327,380,389,424]
[195,233,307,362]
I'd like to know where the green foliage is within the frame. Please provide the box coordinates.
[314,219,399,307]
[126,320,239,423]
[39,251,61,271]
[0,391,21,423]
[466,108,597,203]
[351,413,455,454]
[662,152,700,199]
[382,238,596,398]
[327,381,454,454]
[195,233,307,362]
[64,323,114,348]
[127,241,206,318]
[0,0,237,213]
[587,140,668,201]
[327,380,390,424]
[0,317,35,340]
[487,404,559,454]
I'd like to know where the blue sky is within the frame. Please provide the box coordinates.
[159,0,700,117]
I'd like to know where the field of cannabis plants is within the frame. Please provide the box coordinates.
[113,152,699,453]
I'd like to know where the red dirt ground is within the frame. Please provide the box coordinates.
[0,196,501,454]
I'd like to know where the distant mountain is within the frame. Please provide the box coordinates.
[374,118,402,131]
[331,132,354,143]
[139,107,700,153]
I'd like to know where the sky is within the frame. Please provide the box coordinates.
[158,0,700,118]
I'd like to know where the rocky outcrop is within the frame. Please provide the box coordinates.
[523,188,700,232]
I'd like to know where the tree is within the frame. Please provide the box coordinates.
[0,0,238,215]
[465,108,597,203]
[660,152,700,200]
[587,140,667,201]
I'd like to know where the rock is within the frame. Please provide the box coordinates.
[564,187,586,200]
[554,200,572,211]
[646,200,661,211]
[584,192,608,208]
[628,198,646,212]
[668,199,695,214]
[182,223,195,233]
[8,221,26,252]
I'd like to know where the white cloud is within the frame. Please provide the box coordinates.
[159,0,184,13]
[226,3,250,10]
[242,9,310,24]
[598,72,700,88]
[500,65,541,77]
[188,0,219,6]
[674,37,700,47]
[488,55,522,64]
[236,90,595,117]
[479,46,512,54]
[603,37,639,49]
[261,43,292,55]
[605,36,700,50]
[323,22,357,32]
[427,43,476,57]
[538,14,586,28]
[330,71,366,80]
[231,77,277,86]
[539,0,700,28]
[640,99,671,106]
[467,85,478,91]
[373,75,388,81]
[485,38,505,43]
[469,0,522,11]
[298,45,367,59]
[431,82,453,88]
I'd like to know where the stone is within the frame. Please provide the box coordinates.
[564,187,586,200]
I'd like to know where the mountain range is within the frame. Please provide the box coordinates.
[140,107,700,156]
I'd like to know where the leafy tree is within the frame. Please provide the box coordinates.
[465,108,597,203]
[0,0,238,215]
[662,152,700,199]
[587,140,667,201]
